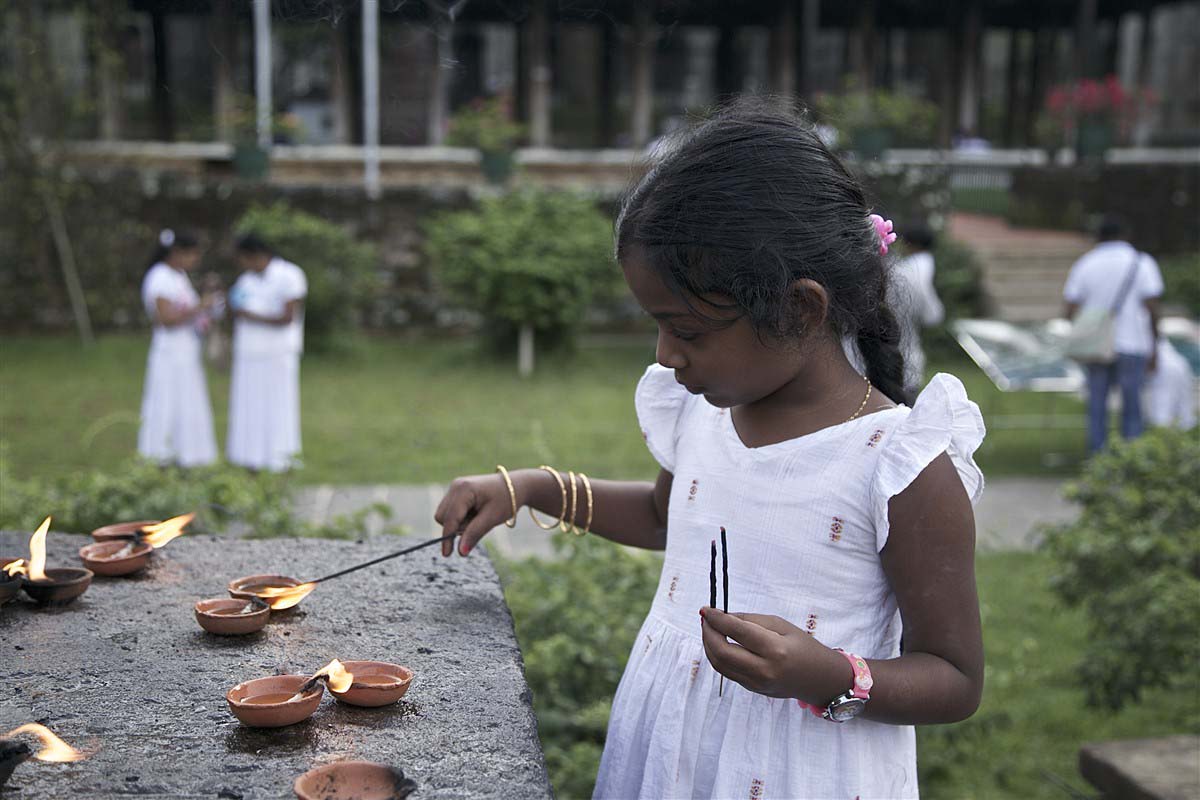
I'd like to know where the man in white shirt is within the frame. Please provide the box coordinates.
[1063,215,1163,453]
[227,234,308,471]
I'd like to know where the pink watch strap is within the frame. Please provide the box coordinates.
[796,650,873,717]
[835,649,873,700]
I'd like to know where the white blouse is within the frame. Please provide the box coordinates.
[594,366,986,800]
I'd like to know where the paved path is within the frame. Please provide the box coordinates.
[293,477,1077,558]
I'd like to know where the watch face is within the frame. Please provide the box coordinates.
[829,697,866,722]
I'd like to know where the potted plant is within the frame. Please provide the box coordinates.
[814,80,939,160]
[1043,75,1155,161]
[227,98,305,180]
[446,94,525,185]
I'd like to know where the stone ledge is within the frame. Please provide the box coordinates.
[0,531,551,799]
[1080,735,1200,800]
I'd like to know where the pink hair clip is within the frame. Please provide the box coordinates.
[868,213,897,255]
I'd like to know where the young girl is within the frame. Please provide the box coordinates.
[435,104,986,799]
[138,228,218,467]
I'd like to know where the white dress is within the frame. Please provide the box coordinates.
[227,257,307,471]
[593,366,986,800]
[137,263,217,467]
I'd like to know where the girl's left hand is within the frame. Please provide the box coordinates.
[700,608,851,705]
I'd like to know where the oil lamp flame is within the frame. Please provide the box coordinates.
[4,724,85,763]
[255,581,317,610]
[313,659,354,693]
[140,512,194,549]
[27,517,51,582]
[2,558,25,578]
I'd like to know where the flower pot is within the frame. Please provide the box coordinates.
[233,142,270,180]
[850,127,891,161]
[479,149,515,185]
[1075,121,1114,160]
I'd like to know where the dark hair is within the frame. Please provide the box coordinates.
[235,233,273,255]
[903,221,936,252]
[148,228,199,269]
[615,100,910,405]
[1097,213,1126,242]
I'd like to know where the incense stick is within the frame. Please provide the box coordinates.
[709,539,718,689]
[311,534,457,584]
[719,527,728,697]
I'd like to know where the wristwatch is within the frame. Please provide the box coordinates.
[798,649,873,723]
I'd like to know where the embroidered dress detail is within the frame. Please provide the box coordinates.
[594,365,986,800]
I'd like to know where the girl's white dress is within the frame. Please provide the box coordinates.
[594,366,986,800]
[137,263,217,467]
[227,257,307,472]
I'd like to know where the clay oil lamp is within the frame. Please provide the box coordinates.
[227,660,353,728]
[293,761,416,800]
[8,518,93,606]
[194,597,270,636]
[232,533,457,612]
[0,723,87,790]
[0,558,21,606]
[91,520,159,543]
[78,540,153,577]
[329,662,415,708]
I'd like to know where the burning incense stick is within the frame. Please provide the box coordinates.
[252,533,459,609]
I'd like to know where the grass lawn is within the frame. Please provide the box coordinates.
[0,333,1086,484]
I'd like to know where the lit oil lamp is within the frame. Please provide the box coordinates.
[81,513,194,577]
[329,661,415,708]
[226,659,354,728]
[293,761,416,800]
[9,518,93,606]
[0,723,87,790]
[0,557,21,606]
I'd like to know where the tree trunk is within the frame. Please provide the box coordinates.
[41,188,94,347]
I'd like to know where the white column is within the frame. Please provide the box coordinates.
[362,0,380,199]
[630,3,654,148]
[252,0,271,149]
[428,21,452,145]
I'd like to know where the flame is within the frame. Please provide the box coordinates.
[27,517,51,582]
[4,724,86,763]
[140,512,194,549]
[2,558,26,577]
[312,659,354,693]
[254,581,317,610]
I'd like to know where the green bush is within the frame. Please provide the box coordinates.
[1040,429,1200,710]
[236,203,378,352]
[496,533,660,799]
[814,81,941,152]
[0,446,396,540]
[921,237,989,362]
[1161,252,1200,317]
[424,190,616,348]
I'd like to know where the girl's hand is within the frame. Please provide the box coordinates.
[434,471,526,557]
[700,608,852,706]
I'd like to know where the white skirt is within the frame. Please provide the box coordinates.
[227,351,301,471]
[138,337,218,467]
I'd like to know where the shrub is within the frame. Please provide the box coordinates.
[236,203,378,352]
[445,94,524,153]
[0,447,397,540]
[424,190,616,350]
[1040,429,1200,710]
[920,237,989,362]
[814,81,941,153]
[496,533,660,799]
[1161,252,1200,317]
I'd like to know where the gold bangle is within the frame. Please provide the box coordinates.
[577,472,593,535]
[529,465,567,530]
[566,470,579,534]
[495,465,518,528]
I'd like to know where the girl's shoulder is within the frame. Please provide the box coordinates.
[868,373,987,549]
[635,364,698,473]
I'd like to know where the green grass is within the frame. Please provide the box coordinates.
[0,333,1085,484]
[919,551,1199,799]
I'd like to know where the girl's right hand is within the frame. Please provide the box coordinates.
[434,471,527,557]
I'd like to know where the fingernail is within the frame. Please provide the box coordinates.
[699,608,706,618]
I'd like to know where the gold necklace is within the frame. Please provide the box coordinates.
[845,374,873,422]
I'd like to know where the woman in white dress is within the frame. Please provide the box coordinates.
[226,234,307,472]
[138,228,219,467]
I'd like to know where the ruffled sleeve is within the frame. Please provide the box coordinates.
[634,364,691,473]
[871,373,986,551]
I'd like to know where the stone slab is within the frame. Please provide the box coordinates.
[1080,735,1200,800]
[0,531,551,800]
